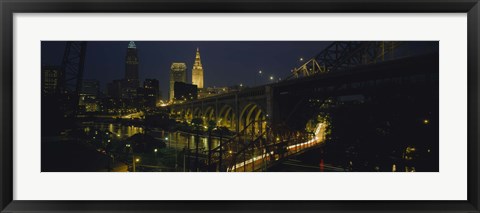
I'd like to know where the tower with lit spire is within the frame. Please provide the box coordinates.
[125,41,139,88]
[191,48,204,89]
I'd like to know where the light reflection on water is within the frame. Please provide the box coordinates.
[82,122,220,150]
[83,123,144,139]
[166,131,220,150]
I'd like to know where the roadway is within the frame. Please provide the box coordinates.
[228,122,327,172]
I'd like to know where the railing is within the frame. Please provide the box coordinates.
[225,122,326,172]
[180,115,326,172]
[210,119,266,172]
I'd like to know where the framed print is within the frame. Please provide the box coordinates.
[1,0,479,212]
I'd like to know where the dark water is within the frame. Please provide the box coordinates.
[81,122,222,151]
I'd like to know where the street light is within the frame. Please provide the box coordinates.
[132,156,140,172]
[256,70,264,85]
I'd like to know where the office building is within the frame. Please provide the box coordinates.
[169,62,187,101]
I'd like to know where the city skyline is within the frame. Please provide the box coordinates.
[41,41,333,98]
[41,41,439,172]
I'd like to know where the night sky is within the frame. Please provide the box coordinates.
[41,41,331,99]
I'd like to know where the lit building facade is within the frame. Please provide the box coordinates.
[191,48,204,89]
[79,79,100,112]
[169,62,187,101]
[41,65,62,95]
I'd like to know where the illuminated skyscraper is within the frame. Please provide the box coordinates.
[125,41,139,89]
[170,62,187,101]
[192,48,204,89]
[122,41,140,105]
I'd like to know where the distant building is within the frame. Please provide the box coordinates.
[79,79,100,112]
[170,62,187,101]
[81,79,99,96]
[41,65,62,95]
[191,48,204,89]
[106,79,123,98]
[125,41,139,88]
[143,79,160,108]
[174,82,197,102]
[123,41,139,101]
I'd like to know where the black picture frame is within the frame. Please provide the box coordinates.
[1,0,479,212]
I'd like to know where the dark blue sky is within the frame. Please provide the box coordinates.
[41,41,331,97]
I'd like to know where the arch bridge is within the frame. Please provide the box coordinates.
[169,51,438,138]
[170,86,271,136]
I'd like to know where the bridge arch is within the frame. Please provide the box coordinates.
[239,103,266,135]
[193,107,203,119]
[218,104,236,130]
[203,106,216,124]
[185,108,193,122]
[176,108,185,120]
